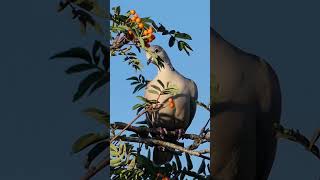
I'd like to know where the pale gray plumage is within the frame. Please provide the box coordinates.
[211,28,281,180]
[144,45,198,165]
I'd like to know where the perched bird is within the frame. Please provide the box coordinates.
[144,45,198,165]
[211,28,282,180]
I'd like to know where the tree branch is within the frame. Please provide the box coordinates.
[111,122,210,141]
[274,123,320,159]
[112,136,210,160]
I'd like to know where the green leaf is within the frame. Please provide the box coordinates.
[89,76,108,95]
[133,83,146,94]
[136,96,148,102]
[136,120,147,124]
[157,23,166,32]
[175,32,192,40]
[85,141,108,169]
[92,40,101,64]
[132,103,143,110]
[128,156,136,170]
[169,36,175,47]
[157,79,165,89]
[83,108,109,127]
[76,0,94,11]
[65,63,96,74]
[147,89,159,95]
[111,25,127,32]
[150,85,161,92]
[180,171,185,180]
[126,76,139,81]
[73,71,104,102]
[72,133,107,154]
[138,37,146,49]
[50,47,92,63]
[178,41,184,51]
[185,153,193,170]
[175,154,182,171]
[197,159,206,174]
[183,41,193,51]
[147,149,151,160]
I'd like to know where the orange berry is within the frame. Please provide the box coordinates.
[133,14,139,18]
[143,30,148,36]
[130,10,136,15]
[168,98,173,103]
[138,23,144,29]
[131,17,137,22]
[162,177,170,180]
[128,30,133,35]
[147,27,153,34]
[169,102,175,109]
[135,17,142,23]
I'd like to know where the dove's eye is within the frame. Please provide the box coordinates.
[155,49,160,53]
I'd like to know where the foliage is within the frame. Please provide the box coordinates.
[109,5,210,180]
[53,1,211,179]
[53,1,110,179]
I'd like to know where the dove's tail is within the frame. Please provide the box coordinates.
[153,147,173,165]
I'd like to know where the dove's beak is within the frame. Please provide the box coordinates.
[147,58,152,65]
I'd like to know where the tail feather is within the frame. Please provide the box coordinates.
[153,147,173,165]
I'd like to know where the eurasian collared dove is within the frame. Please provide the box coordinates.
[211,28,282,180]
[144,45,198,165]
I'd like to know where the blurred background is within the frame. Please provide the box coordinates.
[0,1,107,179]
[213,0,320,179]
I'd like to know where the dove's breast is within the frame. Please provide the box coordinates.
[145,71,193,131]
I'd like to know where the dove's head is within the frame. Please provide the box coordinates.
[145,45,172,67]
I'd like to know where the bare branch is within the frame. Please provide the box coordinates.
[274,123,320,159]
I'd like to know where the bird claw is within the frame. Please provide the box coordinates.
[157,146,165,151]
[175,129,185,140]
[157,127,168,139]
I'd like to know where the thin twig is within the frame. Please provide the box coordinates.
[274,123,320,159]
[110,110,148,143]
[196,100,210,112]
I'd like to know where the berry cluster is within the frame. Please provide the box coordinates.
[127,10,156,48]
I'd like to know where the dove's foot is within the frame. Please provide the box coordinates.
[175,129,185,140]
[156,127,168,139]
[157,145,166,151]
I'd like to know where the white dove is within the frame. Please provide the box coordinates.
[144,45,198,165]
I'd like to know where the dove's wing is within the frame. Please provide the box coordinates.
[186,79,198,129]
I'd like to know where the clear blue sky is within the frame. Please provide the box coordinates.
[110,0,210,174]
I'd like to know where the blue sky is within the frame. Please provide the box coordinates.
[110,0,210,175]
